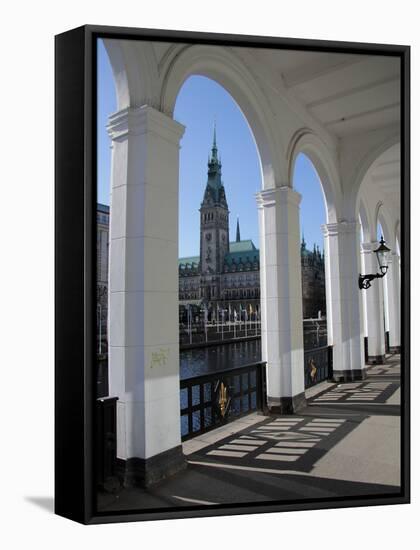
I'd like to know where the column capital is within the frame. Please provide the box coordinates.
[360,241,379,254]
[255,185,301,209]
[389,251,401,269]
[321,220,360,237]
[107,105,185,144]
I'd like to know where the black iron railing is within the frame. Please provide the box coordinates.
[304,345,333,389]
[180,362,267,441]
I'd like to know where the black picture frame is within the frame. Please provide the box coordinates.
[55,24,410,525]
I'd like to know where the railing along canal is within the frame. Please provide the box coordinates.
[304,345,333,389]
[180,362,267,441]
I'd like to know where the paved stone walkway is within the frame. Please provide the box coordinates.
[98,354,401,512]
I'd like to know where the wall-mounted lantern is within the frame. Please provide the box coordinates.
[359,236,391,290]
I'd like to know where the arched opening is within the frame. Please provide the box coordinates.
[376,206,399,357]
[161,44,285,191]
[377,220,390,353]
[358,199,371,361]
[347,139,400,223]
[96,39,117,397]
[288,132,339,224]
[354,141,400,368]
[357,197,388,364]
[292,153,329,388]
[174,75,264,438]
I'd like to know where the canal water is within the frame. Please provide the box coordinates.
[97,339,262,398]
[179,320,327,380]
[180,339,261,380]
[97,329,325,396]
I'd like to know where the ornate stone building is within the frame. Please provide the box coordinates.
[301,237,326,318]
[96,203,109,352]
[96,132,326,348]
[178,130,326,319]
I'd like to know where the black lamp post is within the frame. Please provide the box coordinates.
[359,236,391,290]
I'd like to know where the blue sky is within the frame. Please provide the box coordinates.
[97,39,326,256]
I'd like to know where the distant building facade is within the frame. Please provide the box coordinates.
[96,130,326,348]
[97,203,109,352]
[179,128,260,318]
[178,129,326,320]
[300,237,326,318]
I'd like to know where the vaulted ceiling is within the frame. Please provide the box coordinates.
[241,48,400,138]
[369,143,400,215]
[151,42,401,219]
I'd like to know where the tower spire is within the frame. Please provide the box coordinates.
[203,122,225,206]
[236,216,241,242]
[211,120,218,161]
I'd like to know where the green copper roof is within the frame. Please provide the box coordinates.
[224,239,259,265]
[178,255,200,266]
[229,239,257,253]
[224,249,260,265]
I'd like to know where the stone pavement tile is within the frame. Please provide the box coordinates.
[183,438,212,456]
[98,354,402,513]
[185,412,267,447]
[305,380,335,399]
[310,415,400,486]
[98,460,400,512]
[387,387,400,405]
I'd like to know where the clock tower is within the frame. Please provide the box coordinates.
[199,125,230,300]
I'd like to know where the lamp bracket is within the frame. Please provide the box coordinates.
[358,269,387,290]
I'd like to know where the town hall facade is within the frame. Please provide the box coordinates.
[178,129,326,320]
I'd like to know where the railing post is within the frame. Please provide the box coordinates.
[328,345,334,380]
[364,336,368,364]
[257,363,269,415]
[96,356,109,398]
[96,396,119,491]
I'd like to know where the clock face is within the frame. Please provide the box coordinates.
[206,233,212,241]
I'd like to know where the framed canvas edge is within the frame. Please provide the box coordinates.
[54,24,410,526]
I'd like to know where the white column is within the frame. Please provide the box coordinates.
[256,186,305,413]
[322,222,366,380]
[107,105,185,486]
[360,241,386,363]
[383,274,390,334]
[387,251,401,351]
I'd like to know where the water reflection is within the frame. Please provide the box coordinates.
[180,339,261,380]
